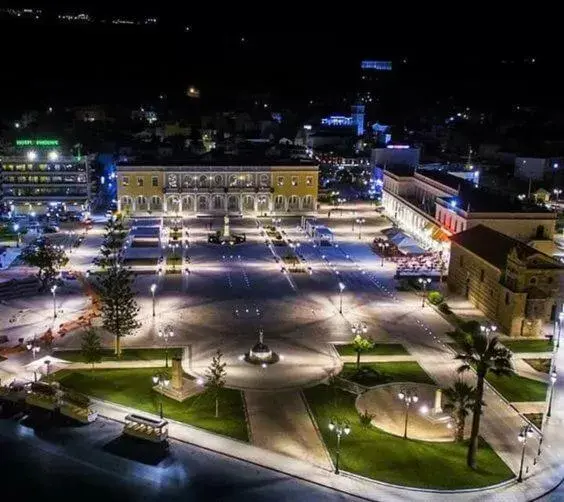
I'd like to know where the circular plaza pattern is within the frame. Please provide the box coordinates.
[356,383,456,442]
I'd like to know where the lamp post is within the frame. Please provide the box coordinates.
[338,282,345,314]
[558,312,564,349]
[26,339,41,382]
[158,327,174,368]
[351,322,368,335]
[378,242,389,267]
[44,359,52,383]
[150,283,157,317]
[553,188,562,203]
[13,223,21,247]
[418,277,431,307]
[328,420,351,474]
[548,370,557,417]
[480,323,497,337]
[398,388,419,439]
[356,218,365,240]
[152,374,170,419]
[50,285,58,318]
[517,424,535,482]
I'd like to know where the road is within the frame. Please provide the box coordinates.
[0,413,360,502]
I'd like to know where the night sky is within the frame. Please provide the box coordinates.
[1,7,561,114]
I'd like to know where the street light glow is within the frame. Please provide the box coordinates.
[48,150,59,161]
[27,150,37,161]
[339,282,345,292]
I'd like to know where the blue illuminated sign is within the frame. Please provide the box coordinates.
[321,116,353,127]
[361,60,392,71]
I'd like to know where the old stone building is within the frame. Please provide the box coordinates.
[448,225,563,337]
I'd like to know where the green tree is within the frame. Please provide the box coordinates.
[456,332,513,469]
[81,329,103,370]
[21,240,68,290]
[206,350,226,418]
[443,380,477,442]
[352,334,375,371]
[96,215,128,269]
[98,263,140,357]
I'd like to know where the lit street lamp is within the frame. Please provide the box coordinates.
[554,188,562,202]
[338,282,345,314]
[158,327,174,368]
[351,322,368,335]
[548,370,557,417]
[418,277,431,307]
[398,388,419,439]
[517,424,535,482]
[328,420,351,474]
[150,283,157,317]
[13,223,21,247]
[152,373,170,418]
[378,242,389,267]
[356,218,365,240]
[26,339,41,382]
[50,284,58,318]
[480,324,497,337]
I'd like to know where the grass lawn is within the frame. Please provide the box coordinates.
[339,362,434,387]
[53,368,248,441]
[502,339,553,353]
[304,385,513,489]
[524,358,551,374]
[524,413,544,430]
[336,343,409,357]
[486,373,547,402]
[53,348,183,363]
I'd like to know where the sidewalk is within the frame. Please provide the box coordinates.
[65,360,166,370]
[244,390,332,470]
[90,396,557,502]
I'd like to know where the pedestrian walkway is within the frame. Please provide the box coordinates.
[244,390,333,470]
[513,359,550,383]
[89,395,556,501]
[66,359,166,370]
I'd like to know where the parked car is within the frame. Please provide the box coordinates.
[42,225,59,233]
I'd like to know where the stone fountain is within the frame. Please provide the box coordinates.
[245,329,279,366]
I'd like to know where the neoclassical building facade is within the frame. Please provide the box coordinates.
[116,161,319,215]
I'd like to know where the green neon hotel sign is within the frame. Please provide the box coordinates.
[16,139,59,147]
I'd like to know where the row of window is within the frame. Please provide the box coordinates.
[3,175,86,184]
[4,187,88,196]
[121,194,315,210]
[2,164,86,173]
[121,174,315,188]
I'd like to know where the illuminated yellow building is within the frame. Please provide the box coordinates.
[116,161,318,215]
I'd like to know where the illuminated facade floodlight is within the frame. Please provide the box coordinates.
[27,150,37,161]
[48,150,59,161]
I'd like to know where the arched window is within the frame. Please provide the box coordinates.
[214,175,223,186]
[199,175,207,187]
[529,276,537,285]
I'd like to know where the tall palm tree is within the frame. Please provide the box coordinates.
[443,380,477,442]
[456,332,513,469]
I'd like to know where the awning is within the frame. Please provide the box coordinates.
[431,227,451,242]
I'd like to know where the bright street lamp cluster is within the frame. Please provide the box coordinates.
[418,277,431,307]
[328,420,351,474]
[158,327,174,368]
[398,388,419,439]
[152,373,170,419]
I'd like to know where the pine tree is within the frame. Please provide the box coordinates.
[96,215,128,269]
[206,350,226,418]
[81,329,103,370]
[21,239,68,290]
[98,262,140,357]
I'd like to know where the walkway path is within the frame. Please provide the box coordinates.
[244,390,332,470]
[340,354,416,363]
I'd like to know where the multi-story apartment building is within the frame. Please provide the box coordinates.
[116,160,319,215]
[0,151,90,214]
